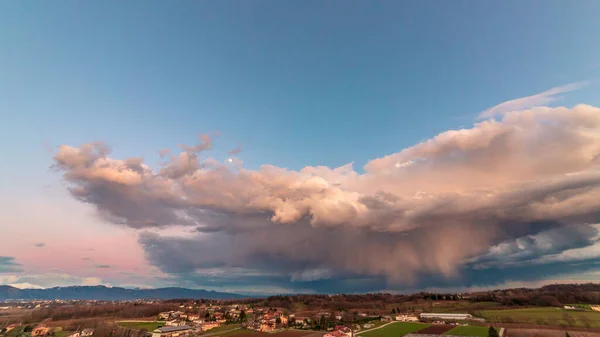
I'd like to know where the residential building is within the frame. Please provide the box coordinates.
[32,325,50,336]
[166,320,187,327]
[201,321,220,331]
[159,311,181,321]
[334,326,352,337]
[152,326,193,337]
[260,322,275,332]
[187,314,200,321]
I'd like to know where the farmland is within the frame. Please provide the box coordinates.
[416,325,454,334]
[478,307,600,328]
[443,326,489,336]
[359,322,430,337]
[506,328,600,337]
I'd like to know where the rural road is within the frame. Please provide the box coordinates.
[115,320,167,323]
[355,321,397,336]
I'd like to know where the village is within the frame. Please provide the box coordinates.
[2,299,494,337]
[5,288,600,337]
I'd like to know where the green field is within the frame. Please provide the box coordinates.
[443,326,489,336]
[360,322,430,337]
[479,307,600,328]
[117,321,165,331]
[566,303,592,310]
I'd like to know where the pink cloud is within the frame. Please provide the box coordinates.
[50,106,600,285]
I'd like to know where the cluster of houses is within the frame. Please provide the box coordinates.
[247,309,288,332]
[155,303,258,336]
[157,310,224,333]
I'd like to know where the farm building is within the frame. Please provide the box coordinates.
[396,314,419,322]
[152,325,193,337]
[419,313,472,320]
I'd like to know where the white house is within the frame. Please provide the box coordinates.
[395,314,419,322]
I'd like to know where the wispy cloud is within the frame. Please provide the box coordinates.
[34,243,45,248]
[477,81,588,119]
[94,264,112,269]
[0,256,22,273]
[228,144,242,155]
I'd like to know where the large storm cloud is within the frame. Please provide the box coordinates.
[53,105,600,292]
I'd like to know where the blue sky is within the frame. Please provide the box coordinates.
[2,1,600,294]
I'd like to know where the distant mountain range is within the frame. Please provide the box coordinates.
[0,285,244,300]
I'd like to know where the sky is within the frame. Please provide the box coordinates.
[1,1,600,295]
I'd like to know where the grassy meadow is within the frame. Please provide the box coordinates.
[359,322,430,337]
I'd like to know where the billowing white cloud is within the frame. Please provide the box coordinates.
[53,104,600,289]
